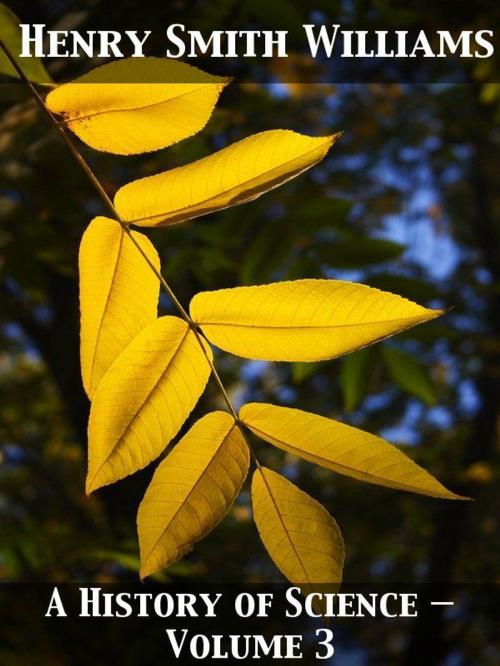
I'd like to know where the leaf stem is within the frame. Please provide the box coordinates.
[1,38,260,465]
[193,330,238,419]
[0,38,191,324]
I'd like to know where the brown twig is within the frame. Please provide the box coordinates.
[0,38,259,464]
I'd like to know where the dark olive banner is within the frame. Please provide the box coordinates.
[1,583,498,663]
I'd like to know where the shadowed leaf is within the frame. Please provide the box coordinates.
[0,4,53,85]
[382,346,437,406]
[340,348,377,411]
[317,238,405,268]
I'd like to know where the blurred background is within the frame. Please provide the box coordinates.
[0,0,499,664]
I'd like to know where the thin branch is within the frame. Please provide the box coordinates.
[0,38,191,324]
[193,328,261,467]
[193,329,239,420]
[0,38,260,465]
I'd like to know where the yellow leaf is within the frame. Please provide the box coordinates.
[114,130,339,226]
[190,279,443,362]
[138,411,249,578]
[252,467,344,587]
[46,58,228,155]
[79,216,160,399]
[86,316,212,493]
[241,403,467,499]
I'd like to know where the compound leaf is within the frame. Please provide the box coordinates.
[190,279,443,362]
[252,467,344,586]
[46,57,227,155]
[114,130,339,226]
[241,403,466,499]
[138,411,249,578]
[79,216,160,399]
[87,316,211,493]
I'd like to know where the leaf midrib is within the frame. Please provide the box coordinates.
[63,84,219,124]
[257,469,312,585]
[88,226,125,395]
[247,423,446,498]
[88,325,190,489]
[142,420,239,571]
[120,137,335,225]
[197,314,432,330]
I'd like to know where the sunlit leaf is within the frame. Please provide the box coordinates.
[382,346,437,406]
[252,467,344,586]
[190,279,443,362]
[87,316,211,493]
[241,403,466,499]
[138,411,249,578]
[114,130,339,226]
[0,4,53,85]
[46,58,228,155]
[79,216,160,398]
